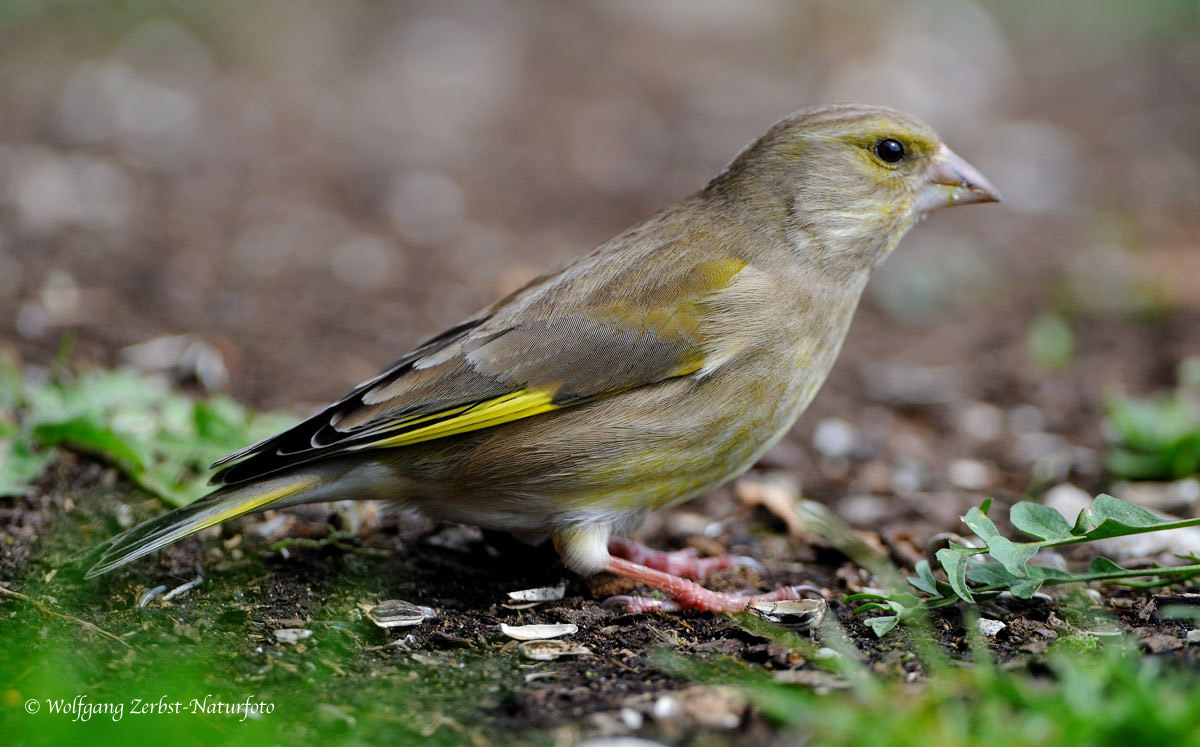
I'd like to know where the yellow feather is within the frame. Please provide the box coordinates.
[358,388,561,449]
[193,476,320,532]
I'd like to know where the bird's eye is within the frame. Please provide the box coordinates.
[874,138,906,164]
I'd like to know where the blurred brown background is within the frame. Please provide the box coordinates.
[1,0,1198,515]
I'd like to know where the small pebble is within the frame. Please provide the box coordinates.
[862,362,958,404]
[274,628,313,644]
[1118,478,1200,513]
[958,402,1005,441]
[838,494,890,525]
[618,707,644,730]
[115,502,135,529]
[668,686,746,730]
[652,695,679,720]
[948,458,994,490]
[890,460,926,497]
[813,418,858,458]
[1008,404,1045,434]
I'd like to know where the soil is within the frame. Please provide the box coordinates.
[2,3,1200,742]
[4,296,1200,741]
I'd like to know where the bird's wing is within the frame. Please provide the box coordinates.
[209,250,750,486]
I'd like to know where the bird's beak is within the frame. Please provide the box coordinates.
[915,144,1001,214]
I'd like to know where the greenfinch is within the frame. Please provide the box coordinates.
[88,103,999,612]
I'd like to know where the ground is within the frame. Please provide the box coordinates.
[3,301,1199,743]
[2,2,1200,744]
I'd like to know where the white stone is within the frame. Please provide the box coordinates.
[948,458,994,490]
[813,418,858,458]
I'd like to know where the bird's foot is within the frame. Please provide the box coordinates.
[600,555,808,613]
[606,536,762,580]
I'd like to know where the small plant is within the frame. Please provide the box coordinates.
[1027,312,1075,372]
[661,636,1200,747]
[1105,392,1200,480]
[850,493,1200,636]
[0,362,293,506]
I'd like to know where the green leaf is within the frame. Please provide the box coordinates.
[0,362,297,507]
[1088,556,1127,574]
[32,416,148,470]
[852,603,892,614]
[1172,434,1200,477]
[926,594,966,609]
[963,506,1001,542]
[936,547,975,603]
[1105,448,1173,481]
[0,438,53,496]
[1009,566,1078,598]
[1010,501,1073,540]
[864,615,900,637]
[884,593,924,609]
[1104,394,1200,480]
[967,562,1021,587]
[908,560,940,595]
[1034,566,1079,582]
[844,593,888,603]
[985,536,1038,578]
[1009,577,1044,598]
[1074,493,1170,538]
[1092,493,1165,526]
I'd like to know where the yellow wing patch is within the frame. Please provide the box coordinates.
[194,475,321,533]
[357,388,561,450]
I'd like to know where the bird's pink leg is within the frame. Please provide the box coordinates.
[601,555,809,613]
[606,536,761,580]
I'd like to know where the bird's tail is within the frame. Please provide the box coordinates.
[85,472,322,578]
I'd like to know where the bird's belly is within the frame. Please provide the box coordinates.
[575,363,823,514]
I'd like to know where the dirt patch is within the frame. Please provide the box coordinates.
[2,3,1200,741]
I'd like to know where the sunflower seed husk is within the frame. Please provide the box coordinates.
[518,639,591,661]
[745,598,826,631]
[500,623,578,640]
[507,582,567,603]
[370,599,436,628]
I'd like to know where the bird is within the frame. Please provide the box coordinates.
[86,103,1000,612]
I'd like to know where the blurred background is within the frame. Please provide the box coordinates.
[1,0,1198,526]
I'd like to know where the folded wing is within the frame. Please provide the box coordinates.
[210,251,749,486]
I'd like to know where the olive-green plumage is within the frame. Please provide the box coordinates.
[87,104,999,598]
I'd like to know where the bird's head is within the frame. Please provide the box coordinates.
[709,103,1000,275]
